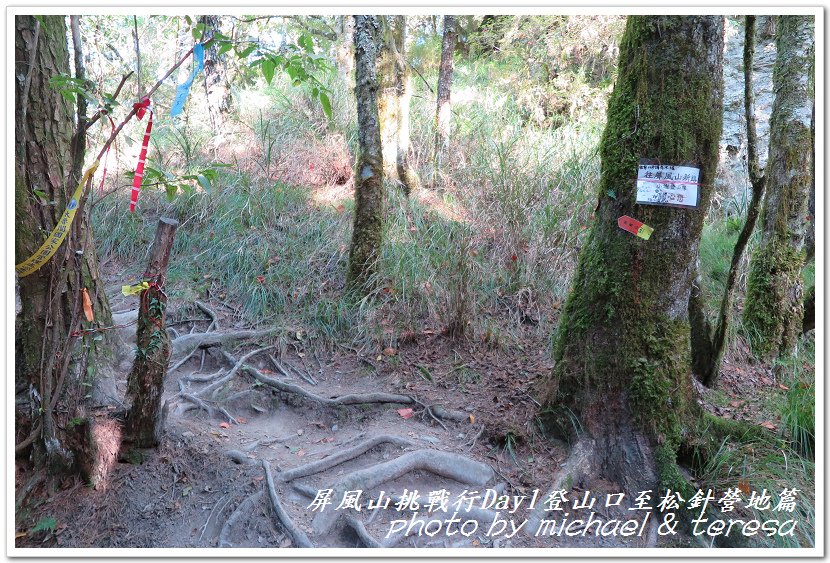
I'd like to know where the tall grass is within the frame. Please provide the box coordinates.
[93,42,608,351]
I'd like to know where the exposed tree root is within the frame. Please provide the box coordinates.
[526,437,595,534]
[342,515,381,548]
[182,368,226,384]
[270,354,317,386]
[200,493,232,542]
[196,345,274,399]
[15,422,42,455]
[218,491,263,547]
[429,405,471,423]
[290,479,499,548]
[312,449,495,535]
[278,434,415,482]
[194,300,220,332]
[169,344,202,373]
[225,449,256,465]
[261,460,315,548]
[221,350,470,422]
[170,329,280,359]
[180,393,237,424]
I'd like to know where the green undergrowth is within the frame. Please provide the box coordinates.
[91,39,610,352]
[690,414,814,548]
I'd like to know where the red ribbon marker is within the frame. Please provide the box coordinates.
[130,96,153,213]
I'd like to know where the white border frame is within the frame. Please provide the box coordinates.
[5,3,824,560]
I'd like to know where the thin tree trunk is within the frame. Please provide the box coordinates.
[377,16,418,195]
[200,15,233,134]
[394,16,419,195]
[15,15,113,471]
[432,15,457,188]
[743,15,814,360]
[690,15,767,387]
[123,218,179,449]
[539,16,724,494]
[336,15,355,81]
[347,16,384,291]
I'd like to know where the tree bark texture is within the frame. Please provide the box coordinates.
[743,15,814,360]
[15,15,112,471]
[200,15,233,133]
[348,16,385,291]
[377,16,419,195]
[433,15,457,186]
[539,16,724,493]
[123,218,179,449]
[336,15,355,81]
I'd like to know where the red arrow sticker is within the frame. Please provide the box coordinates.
[618,215,654,240]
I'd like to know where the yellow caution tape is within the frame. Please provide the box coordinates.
[16,161,99,278]
[121,281,150,296]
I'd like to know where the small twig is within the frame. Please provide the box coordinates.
[132,17,142,95]
[84,71,133,131]
[466,425,485,451]
[424,406,449,432]
[408,60,435,94]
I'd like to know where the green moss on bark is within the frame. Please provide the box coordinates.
[539,16,724,491]
[744,241,805,357]
[742,17,813,361]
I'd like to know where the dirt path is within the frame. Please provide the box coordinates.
[17,294,685,550]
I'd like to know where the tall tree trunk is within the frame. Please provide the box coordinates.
[348,16,384,291]
[377,16,419,195]
[538,16,724,494]
[336,15,355,82]
[690,15,767,387]
[743,16,814,360]
[15,15,112,472]
[199,15,233,134]
[432,15,457,188]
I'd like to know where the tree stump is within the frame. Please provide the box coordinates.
[122,217,178,449]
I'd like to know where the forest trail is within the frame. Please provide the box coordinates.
[18,264,793,550]
[21,274,666,549]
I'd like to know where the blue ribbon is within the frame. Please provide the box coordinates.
[169,43,204,117]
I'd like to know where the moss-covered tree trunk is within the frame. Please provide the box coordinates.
[348,16,384,291]
[432,15,457,188]
[15,15,112,472]
[539,16,724,493]
[377,16,419,195]
[743,16,814,360]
